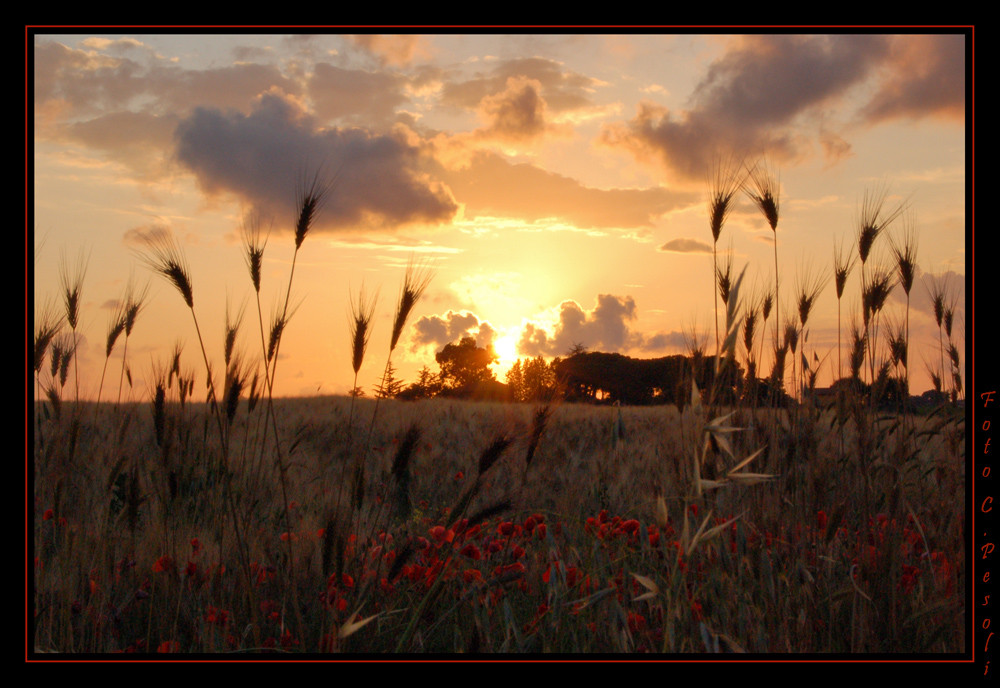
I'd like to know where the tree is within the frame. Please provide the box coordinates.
[505,359,524,401]
[436,336,498,391]
[522,356,556,401]
[398,365,443,400]
[374,360,404,399]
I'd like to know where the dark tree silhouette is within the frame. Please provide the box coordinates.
[397,365,442,400]
[374,361,404,399]
[435,337,498,392]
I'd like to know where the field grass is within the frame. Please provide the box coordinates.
[30,167,967,657]
[30,392,965,655]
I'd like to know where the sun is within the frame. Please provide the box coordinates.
[491,333,520,374]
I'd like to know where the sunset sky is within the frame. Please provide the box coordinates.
[31,31,968,400]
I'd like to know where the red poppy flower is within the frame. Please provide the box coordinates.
[627,612,646,633]
[816,510,828,530]
[460,543,482,560]
[157,640,180,653]
[621,519,640,535]
[152,555,173,574]
[43,509,54,521]
[462,568,483,584]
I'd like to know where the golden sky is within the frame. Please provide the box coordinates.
[31,31,968,399]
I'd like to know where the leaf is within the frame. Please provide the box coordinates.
[687,511,743,556]
[690,379,701,412]
[339,611,380,638]
[686,510,714,554]
[631,572,659,595]
[698,478,728,492]
[705,412,739,431]
[710,431,734,458]
[727,446,766,475]
[566,586,618,612]
[655,495,669,530]
[725,472,775,485]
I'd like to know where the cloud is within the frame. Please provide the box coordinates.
[34,38,300,119]
[65,110,179,178]
[438,151,695,229]
[639,330,689,351]
[344,35,430,67]
[442,56,601,115]
[174,92,459,230]
[600,35,897,181]
[308,63,409,124]
[121,224,172,248]
[476,76,550,142]
[517,294,638,357]
[658,238,712,254]
[516,294,694,358]
[411,310,496,351]
[859,34,966,123]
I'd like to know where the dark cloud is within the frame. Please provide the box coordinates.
[692,35,889,131]
[174,92,459,231]
[860,34,966,123]
[658,238,713,254]
[440,151,694,229]
[411,310,496,350]
[600,35,916,181]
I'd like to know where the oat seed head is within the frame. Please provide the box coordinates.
[139,232,194,308]
[105,299,127,358]
[856,182,907,265]
[349,283,379,375]
[833,236,857,300]
[862,261,895,325]
[744,159,780,232]
[123,277,150,336]
[390,259,434,352]
[59,247,90,330]
[241,208,271,293]
[708,154,745,243]
[34,298,64,374]
[294,169,334,250]
[889,214,919,297]
[795,264,828,329]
